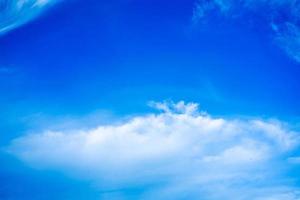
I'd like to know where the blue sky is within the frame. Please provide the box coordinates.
[1,0,300,199]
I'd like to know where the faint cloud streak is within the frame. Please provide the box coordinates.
[192,0,300,63]
[0,0,58,35]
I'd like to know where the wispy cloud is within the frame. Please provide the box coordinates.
[0,0,58,35]
[7,101,300,199]
[274,22,300,63]
[192,0,300,63]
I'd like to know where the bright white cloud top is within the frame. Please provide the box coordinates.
[7,101,300,199]
[0,0,57,35]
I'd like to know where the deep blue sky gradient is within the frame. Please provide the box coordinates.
[1,0,300,122]
[1,0,300,199]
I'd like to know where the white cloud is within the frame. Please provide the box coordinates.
[7,101,300,199]
[0,0,58,35]
[192,0,300,63]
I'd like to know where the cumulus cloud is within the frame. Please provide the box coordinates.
[6,101,300,199]
[0,0,58,35]
[192,0,300,63]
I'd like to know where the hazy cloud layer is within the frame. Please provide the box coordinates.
[193,0,300,63]
[7,101,300,199]
[0,0,57,35]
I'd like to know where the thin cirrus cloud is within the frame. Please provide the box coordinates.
[0,0,58,35]
[192,0,300,63]
[7,101,300,199]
